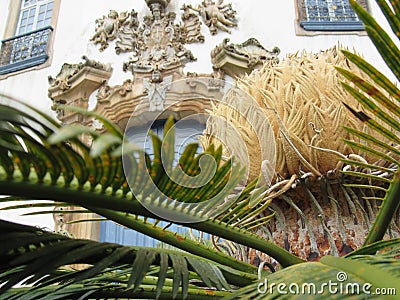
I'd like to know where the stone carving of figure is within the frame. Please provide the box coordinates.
[91,10,128,51]
[143,73,172,112]
[188,0,237,35]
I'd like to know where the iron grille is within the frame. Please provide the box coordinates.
[299,0,368,31]
[0,26,53,75]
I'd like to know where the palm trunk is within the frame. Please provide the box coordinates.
[248,178,400,264]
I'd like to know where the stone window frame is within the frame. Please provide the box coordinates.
[0,0,61,79]
[294,0,369,36]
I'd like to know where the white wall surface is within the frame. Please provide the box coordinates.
[0,0,396,228]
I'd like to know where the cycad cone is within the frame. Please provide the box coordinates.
[202,46,400,261]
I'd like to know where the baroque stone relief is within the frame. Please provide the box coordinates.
[96,80,111,101]
[48,56,111,91]
[122,7,197,74]
[90,0,238,75]
[143,73,173,111]
[91,0,198,74]
[96,79,133,102]
[115,10,140,54]
[50,1,281,124]
[185,0,238,35]
[91,10,130,52]
[48,55,112,125]
[211,38,280,77]
[180,5,205,43]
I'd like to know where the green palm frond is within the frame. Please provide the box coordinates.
[0,220,254,299]
[1,1,400,299]
[0,97,302,271]
[335,0,400,245]
[0,201,259,274]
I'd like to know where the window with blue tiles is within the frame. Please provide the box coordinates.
[298,0,368,31]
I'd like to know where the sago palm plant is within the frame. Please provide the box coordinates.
[0,0,399,299]
[202,11,399,262]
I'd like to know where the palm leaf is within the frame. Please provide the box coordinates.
[336,0,400,245]
[340,49,400,102]
[0,99,302,268]
[55,104,123,139]
[375,0,400,40]
[0,219,250,299]
[349,0,400,81]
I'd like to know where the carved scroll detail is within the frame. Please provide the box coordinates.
[181,5,205,43]
[211,38,280,77]
[143,74,173,111]
[48,56,110,91]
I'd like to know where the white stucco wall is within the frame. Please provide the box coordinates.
[1,1,395,109]
[0,0,396,228]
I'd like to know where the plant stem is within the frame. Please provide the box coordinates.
[191,221,304,267]
[92,207,257,279]
[0,180,304,267]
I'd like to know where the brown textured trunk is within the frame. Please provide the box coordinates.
[249,178,400,264]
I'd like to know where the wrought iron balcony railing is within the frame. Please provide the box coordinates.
[0,26,53,75]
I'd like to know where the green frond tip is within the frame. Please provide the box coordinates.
[336,66,400,118]
[56,104,124,138]
[340,49,400,102]
[349,0,400,82]
[225,248,400,299]
[345,238,400,257]
[48,124,96,144]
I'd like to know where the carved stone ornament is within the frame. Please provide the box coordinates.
[185,0,238,35]
[118,79,133,97]
[180,4,205,44]
[96,79,133,102]
[48,56,111,91]
[143,73,173,111]
[48,56,112,124]
[91,10,130,52]
[96,80,112,101]
[91,0,238,75]
[211,38,280,78]
[121,3,196,74]
[48,64,81,91]
[115,10,139,54]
